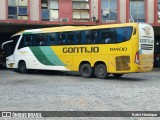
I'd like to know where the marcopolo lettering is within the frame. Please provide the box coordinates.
[110,47,127,51]
[63,47,99,53]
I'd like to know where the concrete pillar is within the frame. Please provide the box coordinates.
[147,0,154,24]
[120,0,126,23]
[0,0,7,20]
[30,0,40,21]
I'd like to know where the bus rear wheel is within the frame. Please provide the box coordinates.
[18,61,28,73]
[95,64,108,79]
[113,74,123,78]
[79,63,93,78]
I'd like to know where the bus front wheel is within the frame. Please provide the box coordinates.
[79,63,93,78]
[95,64,108,79]
[18,61,28,73]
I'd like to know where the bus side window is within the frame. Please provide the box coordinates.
[115,27,132,43]
[40,34,47,46]
[67,32,75,45]
[116,28,124,43]
[33,34,40,46]
[33,34,47,46]
[47,33,57,45]
[24,36,32,46]
[91,30,98,44]
[81,31,86,44]
[99,30,109,43]
[85,31,91,44]
[18,35,32,49]
[57,33,65,45]
[76,31,83,44]
[100,28,115,44]
[85,30,99,44]
[124,27,132,40]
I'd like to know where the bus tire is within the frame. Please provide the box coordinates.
[113,74,123,78]
[18,61,28,73]
[79,63,93,78]
[95,64,108,79]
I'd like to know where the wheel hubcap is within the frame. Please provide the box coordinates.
[20,64,26,72]
[21,66,25,71]
[98,68,104,75]
[84,67,89,74]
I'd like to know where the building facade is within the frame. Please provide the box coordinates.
[0,0,159,30]
[0,0,160,67]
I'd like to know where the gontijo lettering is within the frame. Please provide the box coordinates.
[63,47,99,53]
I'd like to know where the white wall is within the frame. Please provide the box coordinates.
[91,0,98,21]
[147,0,154,23]
[0,0,7,20]
[120,0,126,23]
[30,0,40,21]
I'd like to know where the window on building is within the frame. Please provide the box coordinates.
[101,0,117,22]
[41,0,59,21]
[130,0,145,22]
[158,0,160,23]
[72,0,90,22]
[8,0,28,20]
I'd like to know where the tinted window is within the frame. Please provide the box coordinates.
[84,30,97,44]
[76,31,83,44]
[67,32,75,44]
[85,31,91,44]
[18,35,32,49]
[33,34,47,46]
[5,35,20,57]
[115,27,132,43]
[18,26,133,48]
[57,32,65,44]
[47,33,57,45]
[99,28,116,44]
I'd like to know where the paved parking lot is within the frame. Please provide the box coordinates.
[0,69,160,119]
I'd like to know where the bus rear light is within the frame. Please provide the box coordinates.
[135,51,140,65]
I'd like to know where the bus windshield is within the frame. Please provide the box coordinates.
[3,35,20,57]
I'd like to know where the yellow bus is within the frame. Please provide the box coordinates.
[2,23,154,79]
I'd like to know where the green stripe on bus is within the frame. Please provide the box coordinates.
[29,47,54,65]
[39,46,66,66]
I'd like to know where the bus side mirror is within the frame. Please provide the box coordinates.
[1,40,14,50]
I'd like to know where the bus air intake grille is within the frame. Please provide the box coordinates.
[116,56,130,71]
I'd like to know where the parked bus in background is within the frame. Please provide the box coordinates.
[0,50,4,67]
[0,41,10,68]
[154,39,160,67]
[2,23,154,79]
